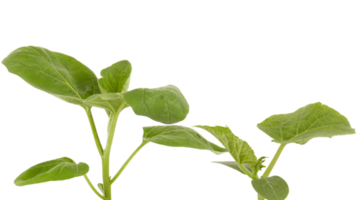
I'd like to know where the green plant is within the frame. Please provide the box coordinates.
[0,44,226,200]
[0,44,356,200]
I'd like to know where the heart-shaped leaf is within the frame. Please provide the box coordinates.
[2,46,100,106]
[99,60,132,93]
[143,126,227,154]
[252,176,289,200]
[123,85,189,124]
[15,157,89,186]
[257,102,355,144]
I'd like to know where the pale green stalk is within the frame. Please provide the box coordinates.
[111,141,148,184]
[236,162,258,179]
[84,101,144,200]
[84,107,104,156]
[257,144,287,200]
[261,144,286,179]
[84,175,104,199]
[102,113,120,200]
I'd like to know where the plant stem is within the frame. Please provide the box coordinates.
[261,144,286,179]
[84,107,104,156]
[83,175,106,200]
[111,141,148,184]
[256,144,286,200]
[102,113,120,200]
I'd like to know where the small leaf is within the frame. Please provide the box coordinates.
[99,60,132,93]
[14,157,89,186]
[196,126,258,167]
[98,183,104,194]
[84,93,128,114]
[251,157,266,174]
[257,102,355,144]
[213,161,252,175]
[143,126,227,154]
[252,176,289,200]
[123,85,189,124]
[2,46,100,106]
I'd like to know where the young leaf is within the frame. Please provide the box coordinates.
[2,46,100,106]
[99,60,132,93]
[98,183,104,194]
[257,102,355,144]
[196,126,258,167]
[14,157,89,186]
[251,157,266,174]
[143,126,227,154]
[252,176,289,200]
[213,161,252,175]
[123,85,189,124]
[84,93,129,114]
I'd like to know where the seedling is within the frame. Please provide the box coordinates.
[0,44,356,200]
[0,44,226,200]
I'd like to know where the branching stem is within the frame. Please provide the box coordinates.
[261,144,286,179]
[84,175,104,199]
[84,107,104,156]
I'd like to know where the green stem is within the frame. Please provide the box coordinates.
[261,144,286,179]
[236,162,258,179]
[102,113,120,200]
[256,142,286,200]
[84,107,104,156]
[83,175,106,200]
[111,141,148,184]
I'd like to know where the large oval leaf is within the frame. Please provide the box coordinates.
[257,102,355,144]
[15,157,89,186]
[143,126,227,154]
[2,46,100,106]
[98,60,132,93]
[252,176,289,200]
[123,85,189,124]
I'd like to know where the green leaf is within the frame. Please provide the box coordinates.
[123,85,189,124]
[252,176,289,200]
[257,102,356,144]
[98,60,132,93]
[98,183,104,194]
[14,157,89,186]
[213,161,252,174]
[143,126,227,154]
[2,46,100,106]
[84,93,128,114]
[196,126,258,167]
